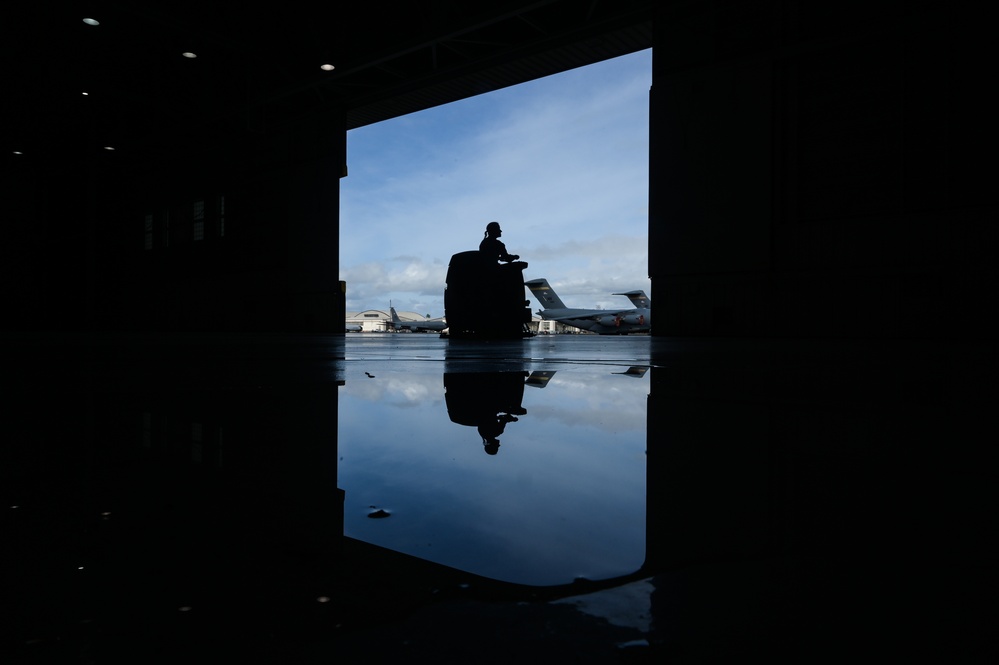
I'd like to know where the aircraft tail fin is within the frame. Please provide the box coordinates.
[525,370,557,388]
[524,279,567,310]
[389,305,401,322]
[613,290,651,309]
[613,366,649,378]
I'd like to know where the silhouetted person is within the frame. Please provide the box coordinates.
[479,221,520,263]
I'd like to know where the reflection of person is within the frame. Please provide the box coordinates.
[444,371,528,455]
[477,412,520,455]
[479,221,520,263]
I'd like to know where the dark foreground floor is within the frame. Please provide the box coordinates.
[2,332,995,663]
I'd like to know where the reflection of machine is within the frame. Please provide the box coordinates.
[443,251,533,339]
[444,372,529,454]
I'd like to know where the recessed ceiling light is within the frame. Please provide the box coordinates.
[13,150,23,155]
[83,18,100,26]
[320,63,335,71]
[82,91,89,96]
[104,146,115,151]
[182,52,197,59]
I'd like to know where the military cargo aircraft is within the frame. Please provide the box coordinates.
[524,278,651,335]
[389,305,448,333]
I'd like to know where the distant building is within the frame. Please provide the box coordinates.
[526,316,589,335]
[347,311,587,334]
[346,309,436,332]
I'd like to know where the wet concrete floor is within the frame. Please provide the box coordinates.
[2,332,994,663]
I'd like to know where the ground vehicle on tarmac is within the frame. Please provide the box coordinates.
[443,251,533,339]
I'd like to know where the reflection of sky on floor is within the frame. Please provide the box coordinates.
[338,365,648,586]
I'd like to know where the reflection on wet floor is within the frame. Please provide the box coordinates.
[338,366,648,586]
[2,333,993,661]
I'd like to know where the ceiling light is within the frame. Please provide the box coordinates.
[104,146,115,151]
[82,91,89,96]
[182,52,197,59]
[83,18,100,26]
[320,63,335,71]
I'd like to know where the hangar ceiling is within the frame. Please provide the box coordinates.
[5,1,656,166]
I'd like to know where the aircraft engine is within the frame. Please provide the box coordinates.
[595,313,648,327]
[617,313,649,326]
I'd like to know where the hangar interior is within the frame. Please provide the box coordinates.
[5,1,992,339]
[2,2,994,661]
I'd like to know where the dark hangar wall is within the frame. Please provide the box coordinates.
[4,2,992,340]
[3,110,346,334]
[119,113,346,334]
[649,3,995,339]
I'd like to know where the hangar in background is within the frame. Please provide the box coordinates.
[346,309,434,333]
[346,310,572,334]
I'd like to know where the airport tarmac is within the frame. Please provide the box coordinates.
[2,332,992,663]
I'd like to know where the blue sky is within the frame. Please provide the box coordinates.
[339,49,651,318]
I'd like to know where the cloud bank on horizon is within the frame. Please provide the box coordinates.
[340,49,651,317]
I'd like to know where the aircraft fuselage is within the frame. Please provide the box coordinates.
[538,307,651,334]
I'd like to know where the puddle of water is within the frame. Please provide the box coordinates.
[338,365,649,586]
